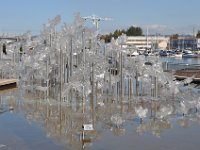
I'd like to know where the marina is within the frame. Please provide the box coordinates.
[0,14,200,150]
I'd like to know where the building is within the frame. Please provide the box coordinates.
[126,36,169,50]
[169,36,197,50]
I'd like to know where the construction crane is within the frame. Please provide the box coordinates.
[82,14,113,31]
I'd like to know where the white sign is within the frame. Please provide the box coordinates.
[83,124,94,131]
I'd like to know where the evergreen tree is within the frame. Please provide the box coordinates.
[113,29,124,39]
[170,34,179,40]
[196,30,200,38]
[126,26,143,36]
[100,26,143,43]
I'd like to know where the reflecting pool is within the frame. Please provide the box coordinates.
[0,84,200,150]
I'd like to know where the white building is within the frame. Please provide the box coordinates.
[126,36,169,50]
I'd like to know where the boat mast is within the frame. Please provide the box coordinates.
[146,26,149,51]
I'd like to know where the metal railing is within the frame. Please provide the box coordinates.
[163,62,200,71]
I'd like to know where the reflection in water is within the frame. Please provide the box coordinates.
[160,57,200,64]
[0,83,200,150]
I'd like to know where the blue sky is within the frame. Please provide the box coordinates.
[0,0,200,35]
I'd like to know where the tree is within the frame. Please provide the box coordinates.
[100,26,143,43]
[113,29,126,39]
[170,34,179,40]
[126,26,143,36]
[196,30,200,38]
[100,33,112,43]
[2,43,7,55]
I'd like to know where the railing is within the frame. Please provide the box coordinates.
[163,62,200,71]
